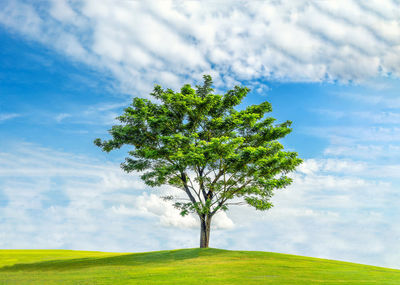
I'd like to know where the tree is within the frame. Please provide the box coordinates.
[94,75,302,248]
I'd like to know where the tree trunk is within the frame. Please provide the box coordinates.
[199,214,211,248]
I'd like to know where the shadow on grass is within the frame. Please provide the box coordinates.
[0,248,227,272]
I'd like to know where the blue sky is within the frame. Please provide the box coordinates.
[1,0,400,268]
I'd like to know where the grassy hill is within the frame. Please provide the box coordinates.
[0,248,399,284]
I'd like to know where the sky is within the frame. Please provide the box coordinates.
[0,0,400,269]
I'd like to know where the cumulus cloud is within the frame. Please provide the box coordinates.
[122,193,199,229]
[0,0,399,95]
[112,193,234,230]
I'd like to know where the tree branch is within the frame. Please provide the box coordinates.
[180,172,198,206]
[210,179,254,216]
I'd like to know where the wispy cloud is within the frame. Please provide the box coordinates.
[55,113,71,122]
[324,144,400,160]
[80,101,129,125]
[313,109,400,124]
[43,101,129,126]
[335,92,400,109]
[0,113,20,122]
[309,80,400,161]
[308,126,400,144]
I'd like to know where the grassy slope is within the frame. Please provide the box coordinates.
[0,248,399,284]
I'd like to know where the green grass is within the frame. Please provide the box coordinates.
[0,248,399,284]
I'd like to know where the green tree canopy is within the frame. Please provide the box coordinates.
[95,75,302,248]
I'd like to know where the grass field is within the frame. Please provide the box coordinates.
[0,248,399,284]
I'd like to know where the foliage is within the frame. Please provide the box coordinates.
[94,75,302,221]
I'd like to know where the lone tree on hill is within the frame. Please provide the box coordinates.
[95,75,302,248]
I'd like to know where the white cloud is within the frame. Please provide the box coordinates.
[0,1,42,37]
[298,158,367,175]
[134,193,199,229]
[112,193,234,230]
[299,158,400,180]
[1,0,399,95]
[213,211,235,230]
[49,0,79,23]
